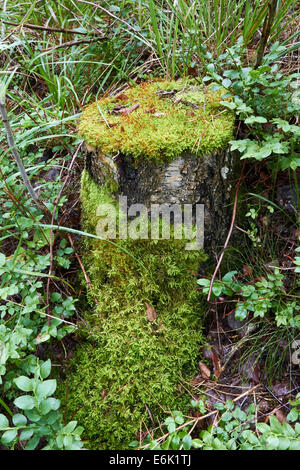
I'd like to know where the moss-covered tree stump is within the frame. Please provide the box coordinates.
[63,79,237,449]
[81,79,236,249]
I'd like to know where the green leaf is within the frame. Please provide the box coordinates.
[50,292,62,303]
[167,422,176,434]
[1,429,18,445]
[214,403,225,410]
[12,414,27,427]
[277,437,291,450]
[63,421,77,433]
[245,116,267,124]
[14,376,33,392]
[63,435,74,449]
[0,414,9,428]
[222,78,232,88]
[40,398,60,415]
[289,440,300,450]
[266,436,279,450]
[36,379,56,398]
[269,416,283,434]
[220,100,236,110]
[171,435,180,450]
[212,283,223,296]
[287,408,298,422]
[182,434,192,450]
[235,304,248,321]
[197,278,211,287]
[0,253,5,267]
[20,429,34,441]
[14,395,35,410]
[256,422,270,433]
[40,359,51,379]
[25,409,40,422]
[192,438,203,448]
[36,333,50,345]
[25,435,40,450]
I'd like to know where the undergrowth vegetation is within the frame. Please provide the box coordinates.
[0,0,299,451]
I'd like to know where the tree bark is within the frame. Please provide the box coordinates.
[84,143,239,251]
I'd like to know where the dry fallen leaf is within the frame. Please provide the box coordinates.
[211,351,221,378]
[116,93,129,101]
[274,409,286,423]
[243,264,253,277]
[144,106,156,114]
[145,302,157,322]
[198,361,211,380]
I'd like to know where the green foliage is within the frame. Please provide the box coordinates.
[0,68,83,449]
[198,264,300,327]
[136,395,300,450]
[61,171,206,449]
[0,359,84,449]
[202,38,300,171]
[78,79,234,163]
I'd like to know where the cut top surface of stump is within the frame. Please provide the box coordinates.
[78,78,234,164]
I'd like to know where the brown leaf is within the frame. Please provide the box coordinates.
[145,302,157,322]
[211,351,221,378]
[242,264,253,277]
[202,345,221,377]
[198,361,211,380]
[116,93,129,101]
[241,357,260,383]
[144,106,156,114]
[274,409,286,423]
[101,389,107,399]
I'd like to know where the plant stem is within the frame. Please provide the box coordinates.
[0,99,50,218]
[255,0,278,68]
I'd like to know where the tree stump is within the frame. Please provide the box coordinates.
[80,78,237,250]
[64,79,239,449]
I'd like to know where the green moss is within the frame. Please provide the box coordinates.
[78,79,234,164]
[62,171,206,449]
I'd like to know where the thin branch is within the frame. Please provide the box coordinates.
[2,20,90,35]
[207,162,245,301]
[41,36,107,52]
[0,99,51,220]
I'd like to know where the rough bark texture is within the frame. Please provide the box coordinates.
[85,143,238,251]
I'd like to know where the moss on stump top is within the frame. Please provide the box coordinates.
[78,78,234,163]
